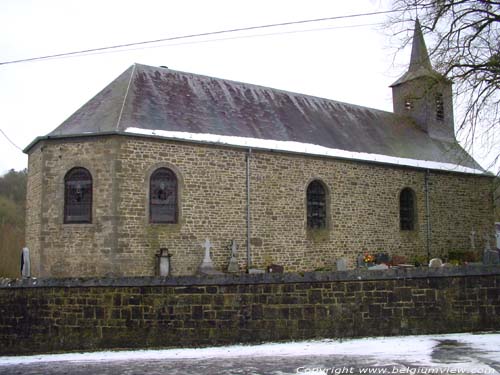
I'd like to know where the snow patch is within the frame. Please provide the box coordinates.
[1,333,499,367]
[124,128,484,175]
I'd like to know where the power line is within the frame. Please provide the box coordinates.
[0,129,22,151]
[0,9,397,66]
[54,21,385,60]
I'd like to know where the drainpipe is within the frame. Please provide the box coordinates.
[424,169,432,262]
[246,148,252,271]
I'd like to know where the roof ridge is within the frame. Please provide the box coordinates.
[115,63,137,131]
[133,63,394,116]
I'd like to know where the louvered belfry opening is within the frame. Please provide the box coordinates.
[307,180,327,229]
[64,167,92,223]
[150,168,178,223]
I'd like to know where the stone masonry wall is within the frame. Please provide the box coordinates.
[0,267,499,355]
[25,135,495,277]
[25,144,43,276]
[26,137,120,277]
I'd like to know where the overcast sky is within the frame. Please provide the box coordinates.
[3,0,490,176]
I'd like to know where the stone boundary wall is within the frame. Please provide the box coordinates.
[1,266,499,355]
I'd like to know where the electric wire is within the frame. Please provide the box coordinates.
[0,9,398,66]
[0,129,22,151]
[71,22,386,59]
[47,21,385,61]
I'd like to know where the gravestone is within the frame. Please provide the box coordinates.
[483,234,499,265]
[227,240,239,273]
[198,239,223,275]
[20,247,30,278]
[368,263,389,270]
[375,253,390,264]
[336,258,348,271]
[156,248,171,277]
[496,223,500,249]
[356,253,365,268]
[267,264,284,273]
[429,258,443,268]
[470,229,476,251]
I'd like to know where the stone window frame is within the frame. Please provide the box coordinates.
[145,162,183,225]
[399,187,417,231]
[305,178,330,231]
[58,161,97,227]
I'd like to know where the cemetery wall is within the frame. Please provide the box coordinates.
[26,135,495,277]
[1,266,499,355]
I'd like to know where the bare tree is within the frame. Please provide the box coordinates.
[388,0,500,175]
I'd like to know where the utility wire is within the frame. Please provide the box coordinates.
[0,129,22,151]
[0,9,398,66]
[52,21,385,61]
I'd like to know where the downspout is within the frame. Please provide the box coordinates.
[246,148,252,272]
[424,169,431,262]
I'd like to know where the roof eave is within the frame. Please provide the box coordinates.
[24,131,490,177]
[23,131,122,154]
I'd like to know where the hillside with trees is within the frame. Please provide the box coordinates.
[0,169,27,277]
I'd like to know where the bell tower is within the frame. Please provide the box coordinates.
[391,19,455,142]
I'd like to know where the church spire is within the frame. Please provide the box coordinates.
[390,18,439,87]
[408,19,432,72]
[390,18,455,142]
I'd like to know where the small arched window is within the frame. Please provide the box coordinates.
[64,167,92,223]
[400,188,415,230]
[150,168,178,223]
[307,180,327,229]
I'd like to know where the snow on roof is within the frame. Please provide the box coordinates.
[125,127,485,175]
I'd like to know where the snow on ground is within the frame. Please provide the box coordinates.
[125,128,485,175]
[1,332,499,370]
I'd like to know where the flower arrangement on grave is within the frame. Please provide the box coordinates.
[363,253,376,265]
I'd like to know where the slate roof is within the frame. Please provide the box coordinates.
[29,63,483,173]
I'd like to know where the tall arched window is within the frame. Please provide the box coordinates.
[400,188,415,230]
[64,167,92,223]
[307,180,327,229]
[150,168,178,223]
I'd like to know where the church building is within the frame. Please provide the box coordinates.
[24,21,494,277]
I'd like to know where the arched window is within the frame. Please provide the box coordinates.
[307,180,327,229]
[64,167,92,223]
[150,168,178,223]
[400,188,415,230]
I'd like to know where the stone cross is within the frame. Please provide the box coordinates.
[198,238,222,275]
[202,239,213,264]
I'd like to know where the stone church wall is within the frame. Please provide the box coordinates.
[1,267,499,355]
[25,135,494,277]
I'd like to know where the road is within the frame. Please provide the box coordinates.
[1,333,499,375]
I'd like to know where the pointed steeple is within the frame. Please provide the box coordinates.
[408,19,432,72]
[390,19,455,142]
[391,19,440,87]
